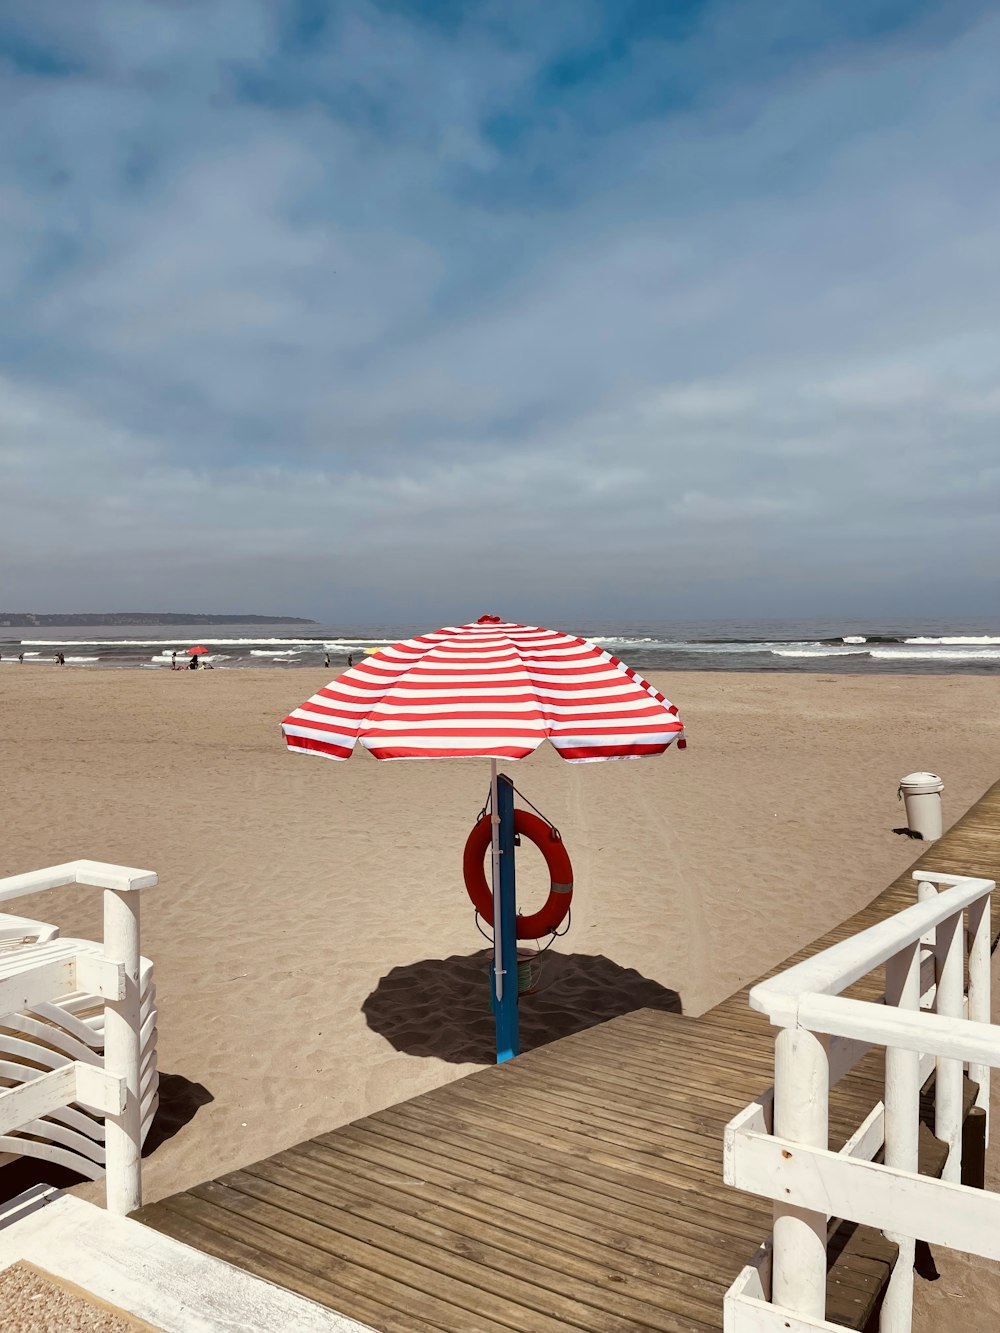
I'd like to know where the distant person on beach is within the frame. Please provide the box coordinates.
[324,653,331,668]
[172,651,177,669]
[347,654,353,668]
[188,654,198,670]
[18,652,23,664]
[56,652,65,665]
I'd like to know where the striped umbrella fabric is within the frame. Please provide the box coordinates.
[281,616,685,762]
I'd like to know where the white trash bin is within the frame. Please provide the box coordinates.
[898,772,944,841]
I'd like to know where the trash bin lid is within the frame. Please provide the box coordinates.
[899,771,943,793]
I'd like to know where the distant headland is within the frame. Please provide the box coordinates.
[0,613,317,627]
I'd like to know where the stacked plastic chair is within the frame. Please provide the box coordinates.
[0,870,158,1186]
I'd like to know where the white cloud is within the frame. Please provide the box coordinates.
[1,1,998,618]
[673,492,801,523]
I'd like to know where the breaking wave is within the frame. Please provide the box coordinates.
[904,636,1000,646]
[870,647,1000,661]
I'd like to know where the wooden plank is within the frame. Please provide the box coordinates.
[825,1219,897,1330]
[494,1053,740,1133]
[356,1108,770,1235]
[148,1192,515,1333]
[506,1038,886,1146]
[285,1133,766,1267]
[381,1095,755,1202]
[332,1115,767,1244]
[494,1042,776,1119]
[328,1121,769,1243]
[185,1178,719,1333]
[428,1076,741,1170]
[730,1127,1000,1261]
[451,1063,879,1170]
[0,954,79,1017]
[225,1162,729,1331]
[540,1015,888,1104]
[0,1065,77,1134]
[125,1199,427,1332]
[551,1016,772,1069]
[504,1054,769,1121]
[456,1055,749,1141]
[270,1142,743,1287]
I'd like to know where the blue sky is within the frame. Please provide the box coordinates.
[2,0,998,622]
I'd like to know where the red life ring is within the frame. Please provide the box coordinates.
[463,809,573,938]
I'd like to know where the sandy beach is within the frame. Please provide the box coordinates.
[1,666,998,1207]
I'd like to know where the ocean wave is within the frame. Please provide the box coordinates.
[14,634,402,648]
[684,640,870,656]
[19,637,322,647]
[591,636,657,645]
[842,636,867,644]
[671,641,777,654]
[322,640,396,650]
[903,637,1000,646]
[250,649,305,656]
[771,647,870,658]
[870,647,1000,661]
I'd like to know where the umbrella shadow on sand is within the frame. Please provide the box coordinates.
[362,950,681,1065]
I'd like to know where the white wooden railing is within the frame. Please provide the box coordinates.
[724,871,997,1333]
[0,861,157,1213]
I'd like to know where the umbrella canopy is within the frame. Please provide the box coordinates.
[186,645,210,656]
[281,616,685,761]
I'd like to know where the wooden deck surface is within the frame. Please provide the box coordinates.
[135,779,1000,1332]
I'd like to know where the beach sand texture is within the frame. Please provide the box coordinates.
[1,666,998,1207]
[0,1261,161,1332]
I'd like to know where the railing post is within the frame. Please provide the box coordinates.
[102,887,142,1214]
[934,910,965,1183]
[880,941,921,1332]
[915,879,938,1010]
[772,1027,829,1320]
[967,894,992,1137]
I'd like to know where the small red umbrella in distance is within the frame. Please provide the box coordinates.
[186,646,210,656]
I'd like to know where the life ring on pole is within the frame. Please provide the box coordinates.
[463,810,573,938]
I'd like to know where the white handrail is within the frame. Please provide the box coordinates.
[0,861,157,903]
[726,870,996,1333]
[910,871,987,887]
[750,874,993,1025]
[798,994,1000,1066]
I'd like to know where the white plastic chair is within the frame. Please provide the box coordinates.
[0,863,158,1206]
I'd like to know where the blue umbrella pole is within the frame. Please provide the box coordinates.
[491,767,519,1063]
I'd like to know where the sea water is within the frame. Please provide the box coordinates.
[3,617,1000,675]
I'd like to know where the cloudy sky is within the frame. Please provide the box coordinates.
[2,1,998,624]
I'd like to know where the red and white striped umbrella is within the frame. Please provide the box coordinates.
[281,616,685,762]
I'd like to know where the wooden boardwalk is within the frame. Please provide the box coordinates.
[135,779,1000,1332]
